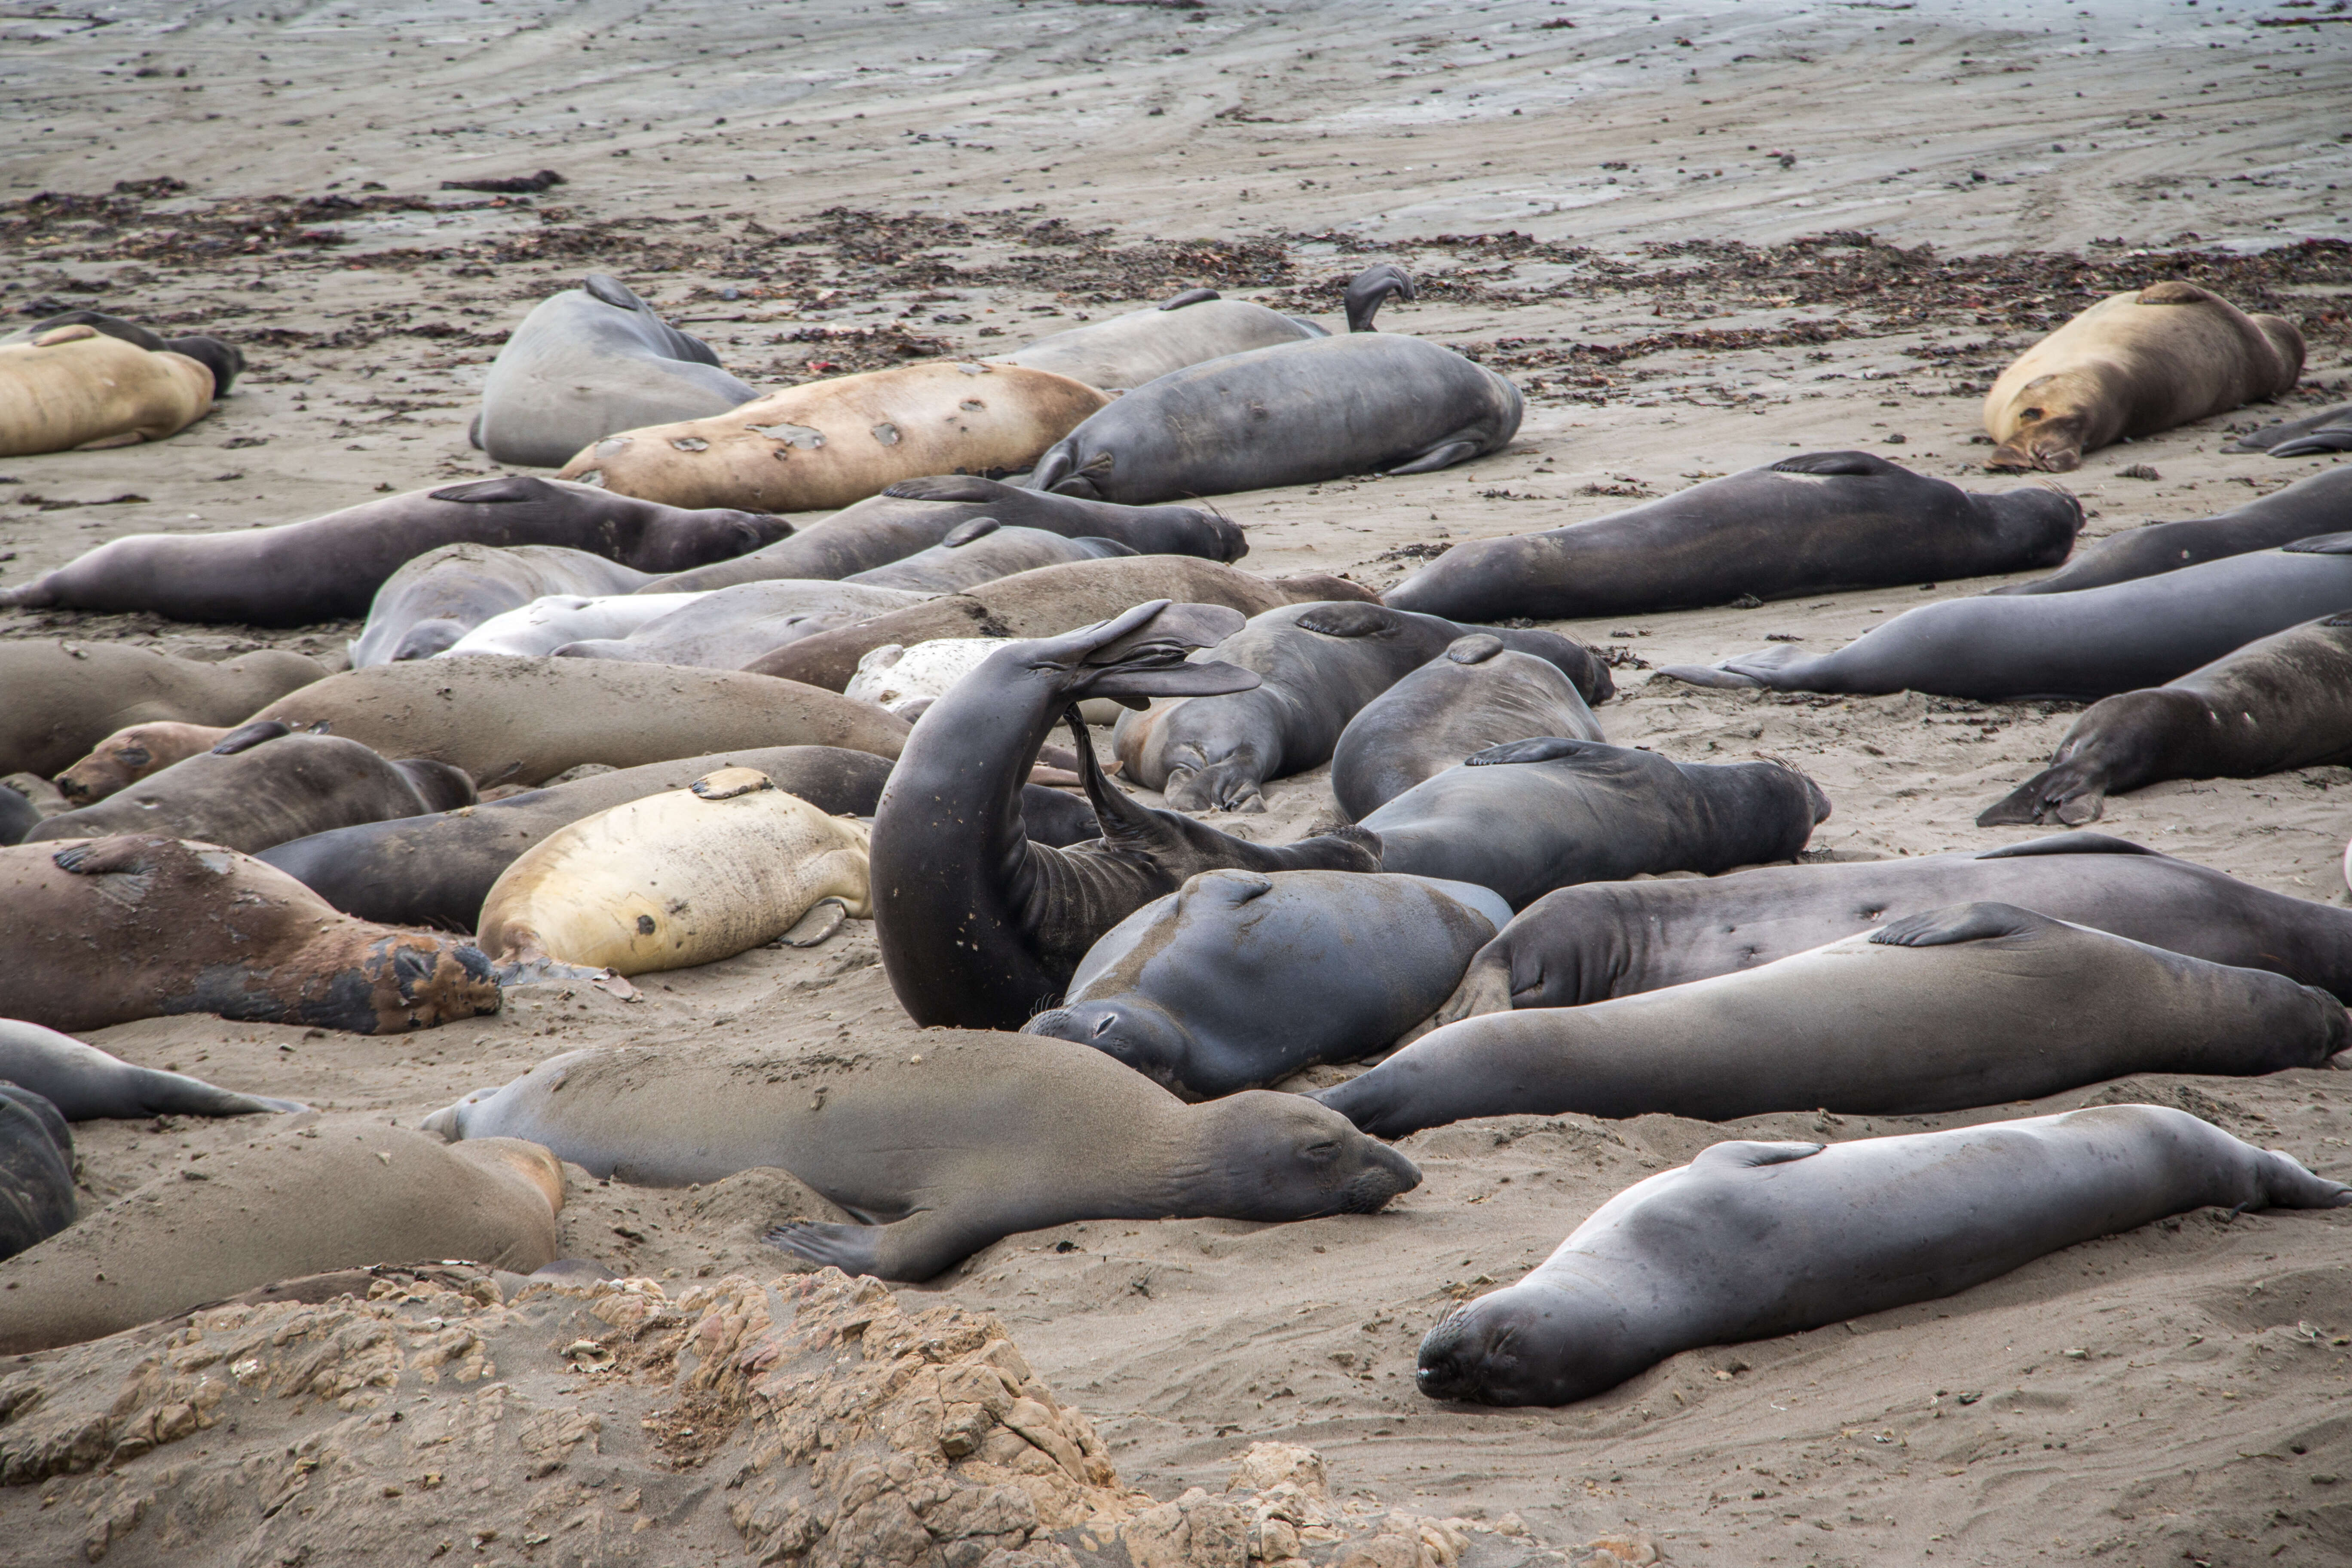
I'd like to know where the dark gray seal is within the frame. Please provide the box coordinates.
[2227,401,2352,457]
[1384,452,2082,622]
[869,600,1383,1031]
[0,784,35,847]
[1023,870,1510,1100]
[1990,466,2352,596]
[1660,532,2352,701]
[1317,903,2348,1138]
[0,1018,303,1118]
[0,475,788,625]
[421,1032,1421,1282]
[1359,738,1829,911]
[843,518,1135,592]
[1113,603,1614,814]
[0,1084,74,1262]
[352,542,655,666]
[1330,633,1604,822]
[1415,1105,2352,1407]
[472,273,757,468]
[1024,334,1524,504]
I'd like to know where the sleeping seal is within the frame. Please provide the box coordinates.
[422,1033,1420,1281]
[1989,466,2352,596]
[54,720,234,805]
[1416,1106,2351,1406]
[0,1018,303,1119]
[1,642,326,783]
[352,542,656,666]
[0,324,219,457]
[0,1085,74,1262]
[2228,401,2352,457]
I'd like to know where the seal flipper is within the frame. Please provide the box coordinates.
[2279,532,2352,556]
[1464,736,1602,767]
[51,835,168,877]
[1158,288,1221,312]
[1652,664,1766,690]
[430,475,563,506]
[1294,601,1403,640]
[210,719,294,756]
[1344,263,1416,333]
[1974,831,2160,859]
[583,273,651,312]
[764,1210,993,1282]
[943,517,1002,547]
[884,474,1008,503]
[1384,440,1482,477]
[2271,429,2352,457]
[1869,901,2054,948]
[1977,759,2108,827]
[1690,1140,1825,1171]
[1770,451,1895,478]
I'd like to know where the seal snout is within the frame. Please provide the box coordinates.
[1343,1143,1423,1213]
[1415,1305,1506,1403]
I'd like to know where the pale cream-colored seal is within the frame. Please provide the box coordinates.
[0,323,215,457]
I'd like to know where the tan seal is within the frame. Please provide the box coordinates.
[0,324,215,456]
[0,641,325,782]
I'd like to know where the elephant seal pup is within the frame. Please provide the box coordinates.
[556,581,930,667]
[248,657,909,788]
[477,766,871,977]
[352,542,656,666]
[0,476,786,624]
[1416,1106,2352,1407]
[871,600,1383,1030]
[844,518,1135,592]
[1331,634,1604,822]
[1990,466,2352,596]
[0,642,326,782]
[1113,604,1614,814]
[0,1086,74,1262]
[2229,400,2352,457]
[53,720,231,805]
[421,1033,1421,1282]
[1980,611,2352,827]
[557,361,1111,512]
[1384,452,2082,622]
[1320,903,2348,1138]
[0,323,217,457]
[0,1124,563,1354]
[473,273,758,468]
[1360,739,1829,912]
[1026,334,1523,504]
[1985,282,2304,472]
[1024,870,1510,1100]
[745,557,1377,691]
[0,1017,302,1118]
[641,473,1245,594]
[0,835,499,1034]
[28,722,476,856]
[1661,534,2352,701]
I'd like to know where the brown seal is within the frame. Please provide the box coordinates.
[53,720,233,805]
[0,324,216,456]
[0,642,326,782]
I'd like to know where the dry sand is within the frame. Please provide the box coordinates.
[4,2,2352,1564]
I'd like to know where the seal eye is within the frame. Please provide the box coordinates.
[1091,1014,1117,1038]
[1303,1139,1341,1163]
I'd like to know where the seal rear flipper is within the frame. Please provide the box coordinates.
[1868,901,2054,948]
[777,897,851,948]
[884,474,1007,503]
[1162,757,1267,814]
[1690,1140,1824,1170]
[1770,451,1895,478]
[492,950,640,1001]
[1344,263,1415,333]
[1976,760,2107,827]
[1384,440,1482,477]
[1158,288,1221,312]
[583,273,651,312]
[429,475,563,506]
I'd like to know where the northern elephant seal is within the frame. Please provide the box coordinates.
[0,785,34,848]
[2228,400,2352,457]
[0,643,326,782]
[843,518,1135,592]
[28,721,476,855]
[248,657,909,788]
[1989,466,2352,596]
[441,591,697,659]
[1415,1106,2351,1407]
[0,1086,74,1262]
[1026,333,1522,503]
[554,582,927,668]
[0,324,217,457]
[871,600,1383,1030]
[477,766,871,976]
[0,1018,303,1119]
[1024,870,1509,1099]
[422,1033,1420,1281]
[1383,452,2081,622]
[1359,738,1828,912]
[0,835,499,1035]
[1330,634,1604,821]
[472,273,758,468]
[1,307,243,396]
[0,476,786,624]
[352,542,656,666]
[0,1124,563,1354]
[53,720,232,805]
[843,638,1001,717]
[1985,282,2304,472]
[1320,903,2348,1138]
[1113,604,1614,814]
[557,361,1110,512]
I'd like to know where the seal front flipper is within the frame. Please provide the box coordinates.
[1974,830,2162,859]
[2271,428,2352,457]
[50,835,168,877]
[1385,440,1482,477]
[1869,902,2055,948]
[1690,1139,1824,1171]
[1977,758,2109,827]
[883,474,1006,503]
[1464,736,1603,768]
[429,475,564,506]
[2278,532,2352,556]
[1769,451,1896,478]
[764,1210,990,1281]
[1344,264,1415,333]
[1158,288,1221,312]
[583,273,652,312]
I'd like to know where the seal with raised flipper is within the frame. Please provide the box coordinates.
[1989,466,2352,596]
[0,1017,304,1119]
[2227,401,2352,457]
[0,642,325,783]
[351,542,657,666]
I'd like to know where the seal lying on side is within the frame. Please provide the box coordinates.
[1416,1106,2351,1407]
[1360,739,1827,911]
[1330,634,1604,822]
[0,476,787,624]
[1979,611,2352,826]
[442,592,699,659]
[0,1017,303,1118]
[1989,466,2352,596]
[0,1086,74,1262]
[0,836,500,1034]
[421,1034,1420,1281]
[557,362,1111,512]
[1026,334,1522,504]
[870,601,1383,1030]
[53,720,233,805]
[1661,534,2352,701]
[472,273,758,468]
[0,308,243,398]
[1113,604,1614,814]
[2228,401,2352,457]
[1024,870,1510,1100]
[1384,452,2082,622]
[478,767,871,976]
[1321,903,2347,1138]
[1984,282,2304,473]
[1,642,326,782]
[28,721,477,856]
[553,581,929,667]
[842,518,1135,592]
[0,324,220,457]
[641,473,1244,594]
[0,1124,563,1354]
[352,542,656,665]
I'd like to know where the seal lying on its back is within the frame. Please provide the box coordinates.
[1361,738,1828,911]
[0,1017,302,1118]
[0,476,787,624]
[0,1086,74,1262]
[1025,870,1510,1100]
[1416,1106,2351,1407]
[352,542,656,666]
[473,274,758,468]
[843,518,1135,593]
[1320,903,2348,1137]
[1,642,325,783]
[1985,282,2303,473]
[0,324,222,458]
[1990,466,2352,596]
[1385,453,2081,622]
[422,1034,1421,1282]
[1025,334,1523,504]
[870,600,1383,1030]
[554,581,928,667]
[1979,611,2352,826]
[2229,401,2352,457]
